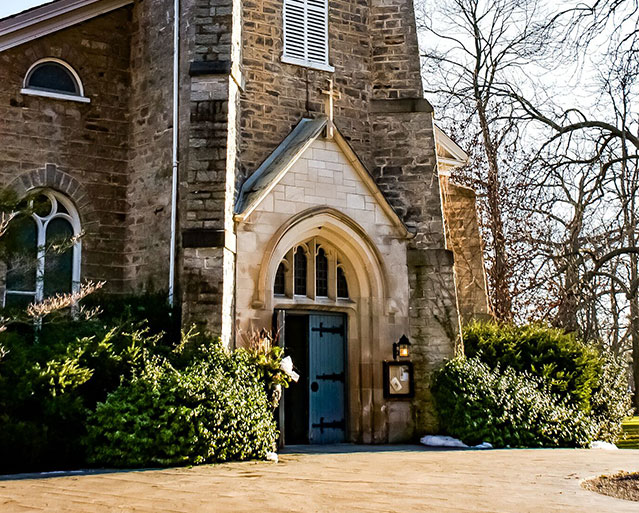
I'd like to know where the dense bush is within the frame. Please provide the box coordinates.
[0,319,164,473]
[85,340,278,467]
[590,353,633,442]
[464,322,603,411]
[0,295,281,472]
[432,321,632,447]
[433,357,593,448]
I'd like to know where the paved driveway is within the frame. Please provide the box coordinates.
[1,446,638,512]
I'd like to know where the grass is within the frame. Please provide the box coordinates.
[616,417,639,449]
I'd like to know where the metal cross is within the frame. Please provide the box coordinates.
[321,78,341,139]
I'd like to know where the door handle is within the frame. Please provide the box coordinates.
[311,381,319,392]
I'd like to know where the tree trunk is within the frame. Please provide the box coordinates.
[555,209,583,333]
[629,254,639,410]
[476,102,512,321]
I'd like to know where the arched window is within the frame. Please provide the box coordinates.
[315,247,328,297]
[294,246,307,296]
[274,238,350,302]
[337,266,349,299]
[4,190,81,308]
[22,58,90,103]
[274,261,286,295]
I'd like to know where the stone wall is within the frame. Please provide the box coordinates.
[178,0,243,341]
[370,0,423,100]
[369,109,461,436]
[240,0,374,175]
[124,0,175,293]
[440,175,492,325]
[0,8,133,292]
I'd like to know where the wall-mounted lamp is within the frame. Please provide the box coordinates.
[392,334,411,361]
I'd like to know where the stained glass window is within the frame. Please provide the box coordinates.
[294,246,307,296]
[316,248,328,297]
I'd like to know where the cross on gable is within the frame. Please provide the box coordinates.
[321,78,341,139]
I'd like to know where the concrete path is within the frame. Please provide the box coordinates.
[1,446,638,512]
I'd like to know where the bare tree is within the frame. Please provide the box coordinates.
[500,0,639,405]
[417,0,555,321]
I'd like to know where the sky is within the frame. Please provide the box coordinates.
[0,1,53,19]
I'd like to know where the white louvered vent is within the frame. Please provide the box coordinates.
[283,0,333,71]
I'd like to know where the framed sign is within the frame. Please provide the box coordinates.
[383,361,414,399]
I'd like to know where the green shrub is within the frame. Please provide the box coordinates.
[432,357,594,448]
[446,321,633,444]
[85,339,277,468]
[463,322,603,412]
[0,293,179,473]
[590,353,633,442]
[0,321,162,473]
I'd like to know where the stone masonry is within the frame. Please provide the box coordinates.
[0,0,473,440]
[0,8,134,292]
[440,175,492,325]
[238,0,463,434]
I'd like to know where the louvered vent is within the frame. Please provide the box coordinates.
[283,0,329,68]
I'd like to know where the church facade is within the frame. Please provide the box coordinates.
[0,0,489,443]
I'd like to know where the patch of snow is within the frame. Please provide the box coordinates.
[590,441,618,450]
[421,435,468,448]
[265,451,279,463]
[420,435,493,450]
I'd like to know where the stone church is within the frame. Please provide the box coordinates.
[0,0,489,443]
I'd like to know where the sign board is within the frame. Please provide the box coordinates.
[383,361,414,399]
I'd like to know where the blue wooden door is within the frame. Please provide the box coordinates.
[308,313,346,444]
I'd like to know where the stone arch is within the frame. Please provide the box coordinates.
[254,207,389,311]
[8,164,97,228]
[13,41,92,86]
[243,206,400,443]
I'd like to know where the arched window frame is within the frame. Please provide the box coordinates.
[4,189,82,306]
[273,237,350,303]
[21,58,90,104]
[274,260,288,296]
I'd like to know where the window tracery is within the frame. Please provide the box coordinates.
[273,237,349,303]
[4,190,81,307]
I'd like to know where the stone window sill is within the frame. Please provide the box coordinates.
[281,55,335,73]
[21,88,91,104]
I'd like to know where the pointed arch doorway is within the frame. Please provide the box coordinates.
[277,310,347,444]
[236,207,410,444]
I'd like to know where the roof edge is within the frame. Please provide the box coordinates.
[434,124,469,166]
[235,116,411,240]
[234,117,328,220]
[330,129,411,239]
[0,0,133,53]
